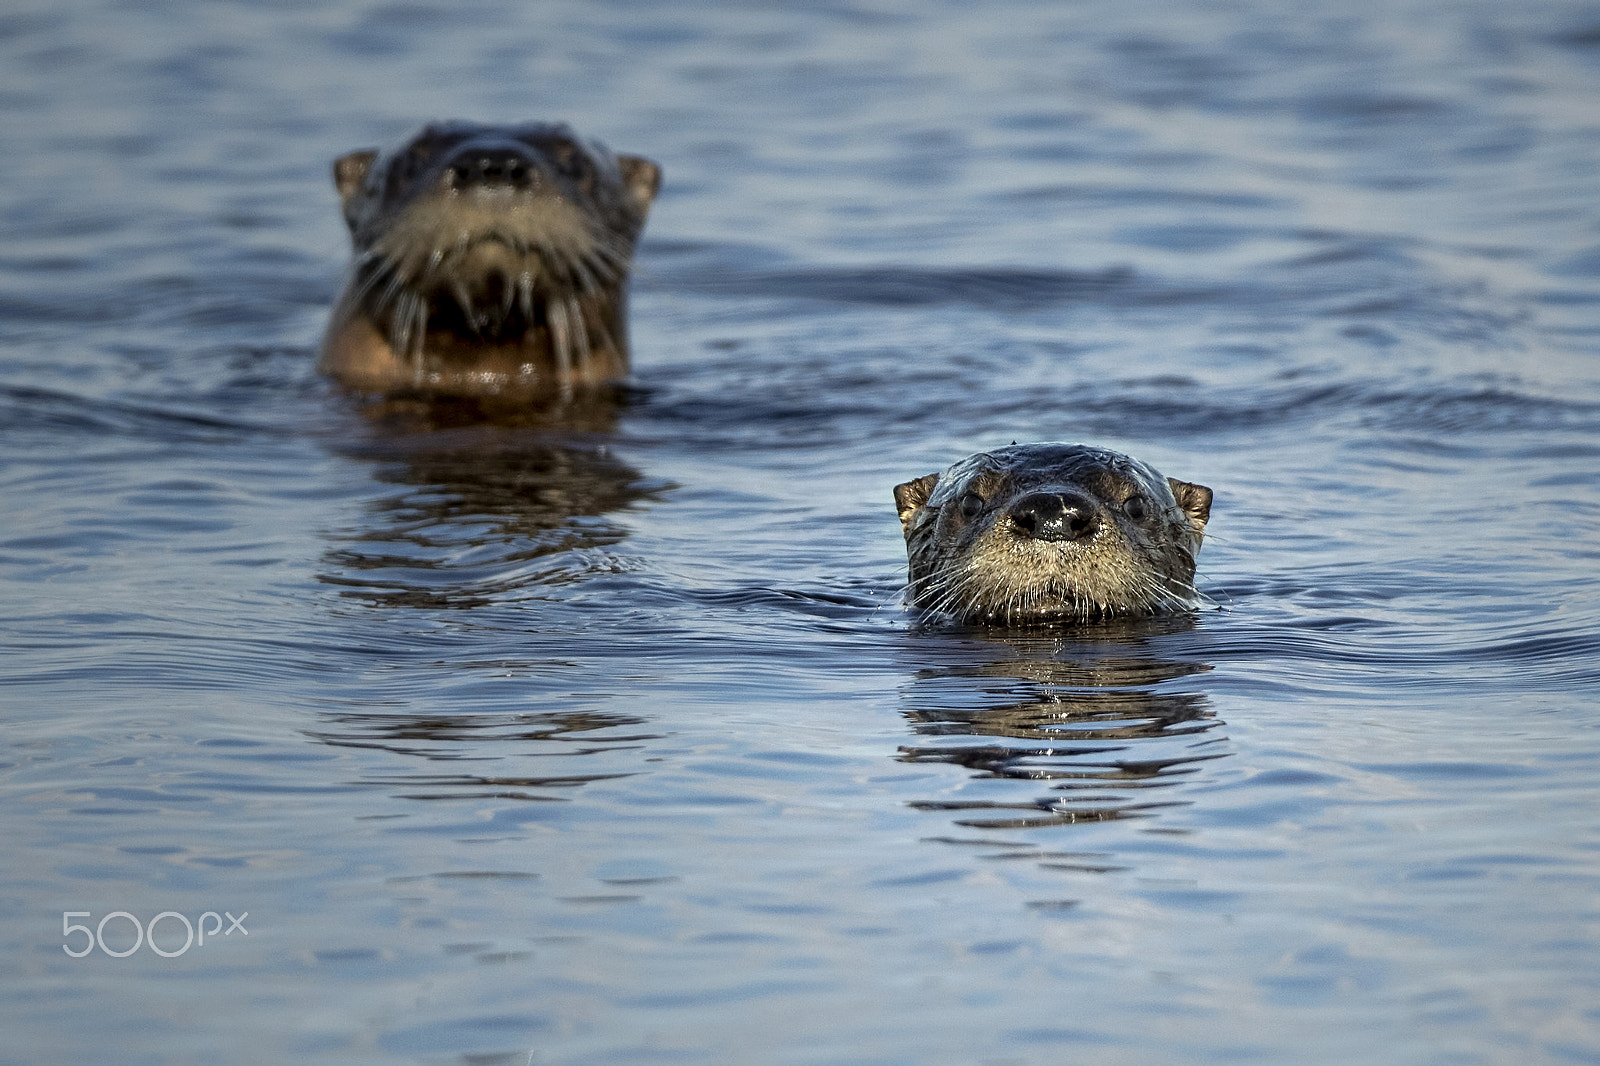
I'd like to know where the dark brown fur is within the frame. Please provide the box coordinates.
[894,443,1212,624]
[318,120,660,404]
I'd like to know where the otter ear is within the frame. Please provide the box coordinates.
[333,149,378,211]
[616,155,662,217]
[893,473,940,532]
[1168,478,1213,536]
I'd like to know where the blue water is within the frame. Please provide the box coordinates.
[4,0,1600,1062]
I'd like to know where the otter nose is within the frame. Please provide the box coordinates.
[1008,491,1100,542]
[446,147,537,189]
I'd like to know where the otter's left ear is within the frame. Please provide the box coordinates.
[617,155,662,217]
[1168,478,1213,536]
[333,149,378,213]
[893,473,940,532]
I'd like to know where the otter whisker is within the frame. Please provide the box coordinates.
[449,279,478,332]
[586,234,632,273]
[499,272,518,318]
[517,271,536,321]
[586,303,622,367]
[569,255,606,296]
[384,288,411,354]
[918,567,986,621]
[904,571,957,615]
[347,252,399,310]
[547,299,574,400]
[581,249,627,290]
[408,293,429,376]
[567,296,592,372]
[382,288,429,381]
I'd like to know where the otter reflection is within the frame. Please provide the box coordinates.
[312,422,666,801]
[899,615,1225,832]
[305,707,661,802]
[321,424,664,610]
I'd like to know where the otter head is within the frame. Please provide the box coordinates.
[327,120,660,386]
[893,443,1212,624]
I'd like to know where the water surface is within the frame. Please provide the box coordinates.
[4,0,1600,1063]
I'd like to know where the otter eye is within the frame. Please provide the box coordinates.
[549,140,584,178]
[399,144,432,182]
[1123,495,1149,522]
[958,492,985,518]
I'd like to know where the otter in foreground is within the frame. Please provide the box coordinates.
[893,443,1213,624]
[318,120,660,402]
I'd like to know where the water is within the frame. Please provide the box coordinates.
[4,0,1600,1062]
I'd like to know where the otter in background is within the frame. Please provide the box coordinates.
[894,443,1212,625]
[318,121,660,411]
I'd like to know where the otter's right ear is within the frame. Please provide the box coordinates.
[333,150,379,211]
[617,155,662,218]
[893,473,940,532]
[1168,478,1213,536]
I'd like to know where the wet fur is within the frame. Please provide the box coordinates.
[318,120,660,402]
[894,443,1212,624]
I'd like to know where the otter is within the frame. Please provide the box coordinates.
[318,120,660,403]
[893,443,1212,624]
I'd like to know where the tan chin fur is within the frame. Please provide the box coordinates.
[317,296,629,400]
[369,197,602,282]
[320,215,630,400]
[907,537,1198,624]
